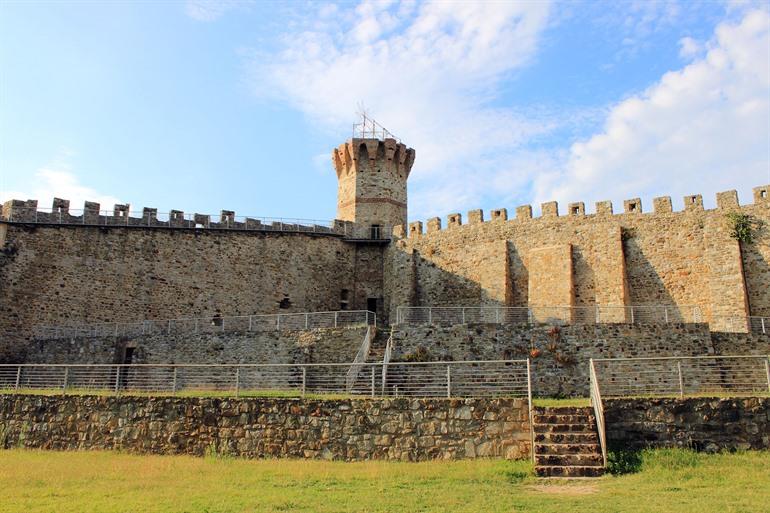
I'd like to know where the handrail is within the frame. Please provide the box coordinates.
[34,310,377,339]
[395,305,704,326]
[589,358,608,467]
[345,326,372,393]
[526,358,534,464]
[0,359,531,398]
[381,333,393,395]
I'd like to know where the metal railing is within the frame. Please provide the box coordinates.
[395,305,703,326]
[0,360,531,398]
[714,316,770,335]
[352,114,401,142]
[33,310,376,339]
[591,355,770,398]
[2,206,349,235]
[589,359,608,467]
[345,326,372,393]
[381,333,393,395]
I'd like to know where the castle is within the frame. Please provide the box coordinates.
[0,133,768,343]
[1,128,769,472]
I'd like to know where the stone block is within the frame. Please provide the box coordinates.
[194,214,211,228]
[220,210,235,225]
[716,190,739,209]
[568,202,584,216]
[490,208,507,221]
[467,209,484,224]
[653,196,672,213]
[52,198,70,214]
[684,194,703,211]
[753,185,769,205]
[623,198,642,213]
[595,200,613,216]
[408,221,423,239]
[427,217,442,233]
[541,201,558,217]
[142,207,158,226]
[447,213,462,229]
[516,205,532,220]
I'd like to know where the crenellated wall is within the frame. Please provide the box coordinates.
[0,222,384,342]
[386,186,770,331]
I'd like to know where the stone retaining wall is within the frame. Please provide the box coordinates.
[0,394,531,461]
[604,397,770,451]
[20,327,368,365]
[392,323,715,396]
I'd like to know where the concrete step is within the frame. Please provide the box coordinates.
[534,432,599,444]
[535,453,603,467]
[535,465,604,478]
[534,443,601,455]
[533,423,596,433]
[533,414,594,424]
[533,406,593,416]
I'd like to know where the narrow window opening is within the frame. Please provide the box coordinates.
[279,297,291,309]
[340,289,350,310]
[370,224,381,239]
[762,190,768,199]
[571,206,580,215]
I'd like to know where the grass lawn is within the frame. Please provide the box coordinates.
[0,449,768,513]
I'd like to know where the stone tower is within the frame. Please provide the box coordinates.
[332,137,416,238]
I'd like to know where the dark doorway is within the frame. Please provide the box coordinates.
[367,298,378,314]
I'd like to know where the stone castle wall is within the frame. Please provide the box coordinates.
[0,224,384,340]
[387,188,770,332]
[0,394,531,461]
[604,397,770,451]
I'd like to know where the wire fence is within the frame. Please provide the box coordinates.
[33,310,376,340]
[395,305,704,326]
[591,355,770,398]
[0,360,531,399]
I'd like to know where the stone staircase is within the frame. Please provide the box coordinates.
[533,406,604,478]
[348,331,388,395]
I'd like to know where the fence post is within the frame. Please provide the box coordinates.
[114,366,121,394]
[172,367,178,395]
[222,317,226,333]
[630,306,635,324]
[665,307,669,324]
[446,365,451,398]
[235,367,240,397]
[277,315,281,330]
[677,361,684,398]
[429,308,432,326]
[527,358,534,463]
[248,315,253,332]
[495,308,499,324]
[305,313,309,329]
[371,366,375,398]
[762,318,766,334]
[301,366,306,397]
[462,308,466,324]
[14,366,21,391]
[765,358,770,394]
[62,366,69,395]
[167,319,171,335]
[335,311,338,328]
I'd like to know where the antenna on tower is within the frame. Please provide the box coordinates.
[352,106,400,142]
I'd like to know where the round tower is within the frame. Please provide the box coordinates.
[332,136,415,238]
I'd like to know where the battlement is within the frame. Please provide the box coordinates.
[0,198,350,236]
[332,138,415,180]
[396,185,770,238]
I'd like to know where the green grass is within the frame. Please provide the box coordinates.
[0,449,767,513]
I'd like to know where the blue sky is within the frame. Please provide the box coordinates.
[1,0,769,222]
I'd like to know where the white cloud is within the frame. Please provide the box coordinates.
[1,155,123,213]
[678,36,702,58]
[246,0,555,218]
[533,8,770,212]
